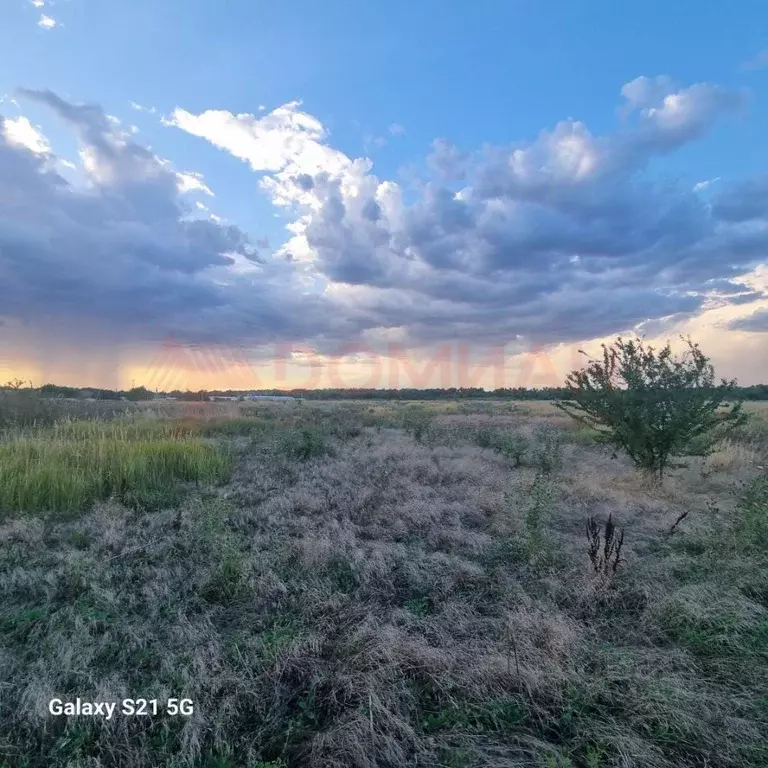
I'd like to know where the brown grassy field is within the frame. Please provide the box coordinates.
[0,398,766,767]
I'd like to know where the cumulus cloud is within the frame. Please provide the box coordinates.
[168,76,762,352]
[37,14,56,29]
[3,77,767,372]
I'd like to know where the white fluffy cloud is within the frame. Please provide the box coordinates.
[2,116,50,154]
[176,171,214,196]
[37,14,56,29]
[169,76,765,350]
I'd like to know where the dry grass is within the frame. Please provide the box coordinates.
[0,399,766,767]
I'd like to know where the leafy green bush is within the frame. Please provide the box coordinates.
[276,426,332,461]
[497,431,529,466]
[531,426,563,474]
[556,337,745,482]
[402,406,433,443]
[475,424,496,449]
[475,426,528,466]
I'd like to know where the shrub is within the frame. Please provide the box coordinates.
[530,426,562,473]
[524,473,555,561]
[276,426,332,461]
[402,406,433,443]
[0,381,62,430]
[476,427,528,466]
[556,337,745,483]
[497,430,529,467]
[475,424,496,449]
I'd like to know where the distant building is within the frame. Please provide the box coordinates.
[244,394,296,402]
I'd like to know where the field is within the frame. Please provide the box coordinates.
[1,396,767,767]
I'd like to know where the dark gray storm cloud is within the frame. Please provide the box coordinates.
[0,90,369,350]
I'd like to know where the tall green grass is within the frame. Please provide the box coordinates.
[0,418,234,516]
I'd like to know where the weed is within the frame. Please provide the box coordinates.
[524,473,555,560]
[1,399,767,767]
[585,514,625,577]
[202,548,247,602]
[531,425,563,474]
[733,475,768,552]
[404,597,432,617]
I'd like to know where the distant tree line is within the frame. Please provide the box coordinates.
[17,382,768,402]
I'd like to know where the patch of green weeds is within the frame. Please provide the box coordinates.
[1,606,49,643]
[68,530,91,550]
[538,757,574,768]
[531,426,563,474]
[52,724,100,761]
[524,473,555,561]
[497,431,529,466]
[556,681,602,738]
[475,426,528,465]
[422,696,529,734]
[404,596,432,617]
[474,424,496,449]
[437,746,475,768]
[201,548,247,603]
[325,556,359,594]
[478,536,529,568]
[258,618,305,663]
[659,603,768,661]
[198,417,274,438]
[733,475,768,553]
[120,483,184,512]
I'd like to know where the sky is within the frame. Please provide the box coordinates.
[1,0,768,390]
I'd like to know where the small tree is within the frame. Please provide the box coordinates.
[124,385,155,402]
[556,337,745,483]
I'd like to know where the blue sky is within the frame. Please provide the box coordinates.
[1,0,768,388]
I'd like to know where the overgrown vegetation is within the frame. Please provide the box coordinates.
[0,417,234,516]
[0,393,766,767]
[557,337,746,482]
